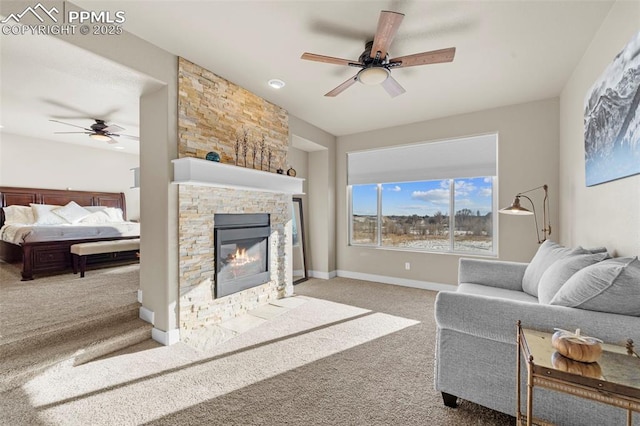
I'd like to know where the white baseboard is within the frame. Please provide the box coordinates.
[336,270,457,292]
[151,327,180,346]
[139,306,154,324]
[137,289,143,303]
[309,270,337,280]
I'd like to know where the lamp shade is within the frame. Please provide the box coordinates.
[499,196,533,215]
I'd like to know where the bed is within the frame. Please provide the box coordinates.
[0,186,140,280]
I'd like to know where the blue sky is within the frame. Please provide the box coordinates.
[352,177,493,216]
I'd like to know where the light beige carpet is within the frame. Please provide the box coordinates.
[1,271,515,425]
[0,261,140,344]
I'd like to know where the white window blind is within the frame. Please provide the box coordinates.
[347,134,497,185]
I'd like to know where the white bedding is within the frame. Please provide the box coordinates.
[0,222,140,245]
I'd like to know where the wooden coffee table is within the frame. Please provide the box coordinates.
[516,321,640,426]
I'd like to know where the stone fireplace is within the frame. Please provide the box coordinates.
[176,57,299,339]
[175,158,303,336]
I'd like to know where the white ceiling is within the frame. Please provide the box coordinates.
[2,1,613,153]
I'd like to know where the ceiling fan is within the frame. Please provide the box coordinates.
[50,119,139,144]
[301,10,456,98]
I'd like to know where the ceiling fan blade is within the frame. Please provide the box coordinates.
[103,124,125,133]
[325,74,358,97]
[301,52,359,67]
[381,76,406,98]
[49,119,92,131]
[389,47,456,68]
[370,10,405,59]
[54,131,91,135]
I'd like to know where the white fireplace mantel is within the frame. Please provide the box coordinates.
[171,157,304,194]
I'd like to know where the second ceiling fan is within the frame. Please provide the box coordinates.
[301,10,456,98]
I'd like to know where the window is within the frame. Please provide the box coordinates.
[348,134,497,255]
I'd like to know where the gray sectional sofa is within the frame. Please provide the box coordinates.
[434,241,640,425]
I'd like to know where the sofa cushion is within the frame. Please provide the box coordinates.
[550,257,640,316]
[522,240,587,297]
[457,283,539,304]
[537,252,609,304]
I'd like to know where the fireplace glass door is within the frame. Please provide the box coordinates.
[218,236,267,282]
[214,214,270,298]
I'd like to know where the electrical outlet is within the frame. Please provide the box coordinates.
[405,262,411,270]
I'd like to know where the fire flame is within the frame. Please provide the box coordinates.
[228,247,257,267]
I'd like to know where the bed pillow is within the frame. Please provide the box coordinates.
[537,252,609,304]
[30,204,68,225]
[52,201,91,224]
[79,211,112,224]
[550,257,640,316]
[2,205,35,225]
[83,206,124,222]
[103,207,125,222]
[522,240,588,297]
[84,206,107,213]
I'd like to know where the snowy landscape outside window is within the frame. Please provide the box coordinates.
[349,177,495,255]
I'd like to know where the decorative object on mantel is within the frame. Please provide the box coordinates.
[251,142,258,169]
[276,168,284,174]
[241,129,249,167]
[267,148,273,172]
[551,328,603,363]
[287,167,297,177]
[499,184,551,244]
[205,151,220,162]
[260,136,266,171]
[234,132,241,166]
[584,31,640,187]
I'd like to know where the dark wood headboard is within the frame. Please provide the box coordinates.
[0,186,127,226]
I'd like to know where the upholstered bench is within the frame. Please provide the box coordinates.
[70,239,140,277]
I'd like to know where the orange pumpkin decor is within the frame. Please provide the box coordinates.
[551,328,603,363]
[551,352,603,378]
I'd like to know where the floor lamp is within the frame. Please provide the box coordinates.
[499,184,551,243]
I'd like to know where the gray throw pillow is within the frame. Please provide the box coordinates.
[550,257,640,316]
[537,252,608,304]
[522,240,587,297]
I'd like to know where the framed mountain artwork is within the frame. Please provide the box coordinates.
[584,31,640,187]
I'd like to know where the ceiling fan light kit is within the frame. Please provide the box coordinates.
[301,10,456,98]
[357,67,389,85]
[89,133,112,142]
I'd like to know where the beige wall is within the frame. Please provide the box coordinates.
[289,116,337,277]
[559,0,640,257]
[0,133,140,220]
[337,98,560,286]
[288,147,310,274]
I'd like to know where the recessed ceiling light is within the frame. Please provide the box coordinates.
[114,146,125,150]
[268,79,285,89]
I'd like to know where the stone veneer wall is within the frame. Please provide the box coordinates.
[178,57,289,172]
[178,185,293,334]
